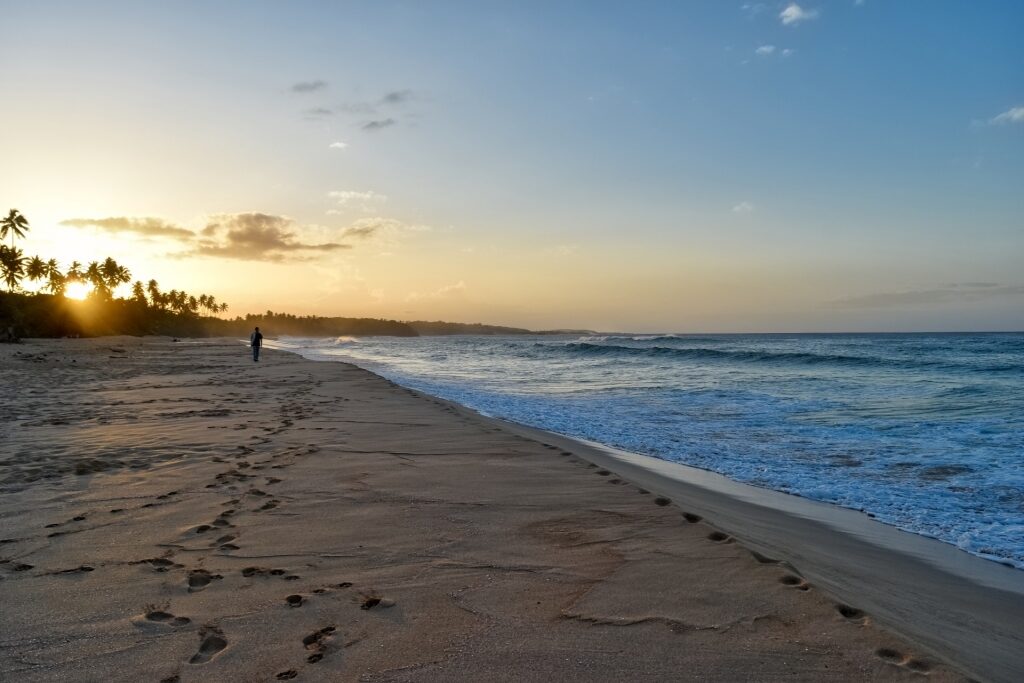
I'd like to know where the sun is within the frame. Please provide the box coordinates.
[65,281,93,300]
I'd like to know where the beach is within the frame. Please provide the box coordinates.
[0,337,1009,681]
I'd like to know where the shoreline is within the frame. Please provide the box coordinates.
[285,344,1024,682]
[0,337,1012,681]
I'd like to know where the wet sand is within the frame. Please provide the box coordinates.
[0,337,984,681]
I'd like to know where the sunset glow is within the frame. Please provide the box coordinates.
[1,2,1021,331]
[64,281,92,301]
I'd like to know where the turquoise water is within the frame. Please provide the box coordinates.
[273,333,1024,569]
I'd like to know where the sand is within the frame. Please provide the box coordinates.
[0,337,991,681]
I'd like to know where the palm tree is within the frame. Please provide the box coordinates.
[0,245,27,291]
[67,261,84,282]
[146,279,162,309]
[205,295,218,315]
[25,256,47,283]
[219,302,229,313]
[131,280,147,304]
[46,266,66,296]
[0,209,29,247]
[85,261,109,298]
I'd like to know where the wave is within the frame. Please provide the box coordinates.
[552,344,950,370]
[550,341,1024,373]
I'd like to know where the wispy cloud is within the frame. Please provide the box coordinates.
[362,118,396,131]
[328,141,348,149]
[193,213,347,261]
[380,90,413,105]
[755,45,776,56]
[291,80,327,93]
[830,283,1024,308]
[780,3,819,25]
[303,107,334,119]
[327,190,388,211]
[741,3,767,18]
[301,90,417,124]
[732,201,755,213]
[340,216,431,245]
[405,280,466,302]
[61,216,194,240]
[989,106,1024,125]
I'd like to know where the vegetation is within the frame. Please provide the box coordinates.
[0,209,229,340]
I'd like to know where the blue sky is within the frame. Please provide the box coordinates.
[1,1,1022,331]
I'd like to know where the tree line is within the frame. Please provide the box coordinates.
[1,209,227,313]
[1,209,229,339]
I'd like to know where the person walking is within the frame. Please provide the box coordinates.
[250,326,263,362]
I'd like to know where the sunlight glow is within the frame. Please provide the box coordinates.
[65,281,93,300]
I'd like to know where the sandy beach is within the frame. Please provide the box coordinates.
[0,337,1004,681]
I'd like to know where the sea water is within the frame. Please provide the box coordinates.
[270,333,1024,569]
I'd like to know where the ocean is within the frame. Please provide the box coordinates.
[269,333,1024,569]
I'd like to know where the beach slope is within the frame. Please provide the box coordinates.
[0,338,969,681]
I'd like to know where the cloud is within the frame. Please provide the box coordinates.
[380,90,413,105]
[741,3,766,17]
[291,80,327,93]
[328,141,348,149]
[405,280,466,302]
[303,107,335,118]
[755,45,776,56]
[192,213,348,261]
[732,201,755,213]
[780,3,818,25]
[327,190,388,212]
[60,216,194,240]
[830,283,1024,308]
[341,225,380,240]
[362,118,396,131]
[989,106,1024,125]
[339,216,431,245]
[782,48,795,57]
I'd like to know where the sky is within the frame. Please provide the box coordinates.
[1,0,1022,332]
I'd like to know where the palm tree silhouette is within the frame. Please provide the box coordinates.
[25,255,47,284]
[131,280,147,304]
[0,246,27,291]
[0,209,29,247]
[46,262,67,296]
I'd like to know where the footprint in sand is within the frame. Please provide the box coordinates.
[682,512,703,523]
[188,569,223,591]
[302,625,336,663]
[653,496,672,506]
[212,535,238,551]
[136,557,180,573]
[779,574,811,591]
[134,607,192,630]
[285,594,304,607]
[360,595,395,610]
[275,671,297,680]
[189,627,228,664]
[836,604,866,622]
[875,647,932,673]
[707,531,731,543]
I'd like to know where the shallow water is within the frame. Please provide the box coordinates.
[270,333,1024,569]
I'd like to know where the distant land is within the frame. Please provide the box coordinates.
[0,292,593,339]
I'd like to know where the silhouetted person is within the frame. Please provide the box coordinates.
[250,326,263,362]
